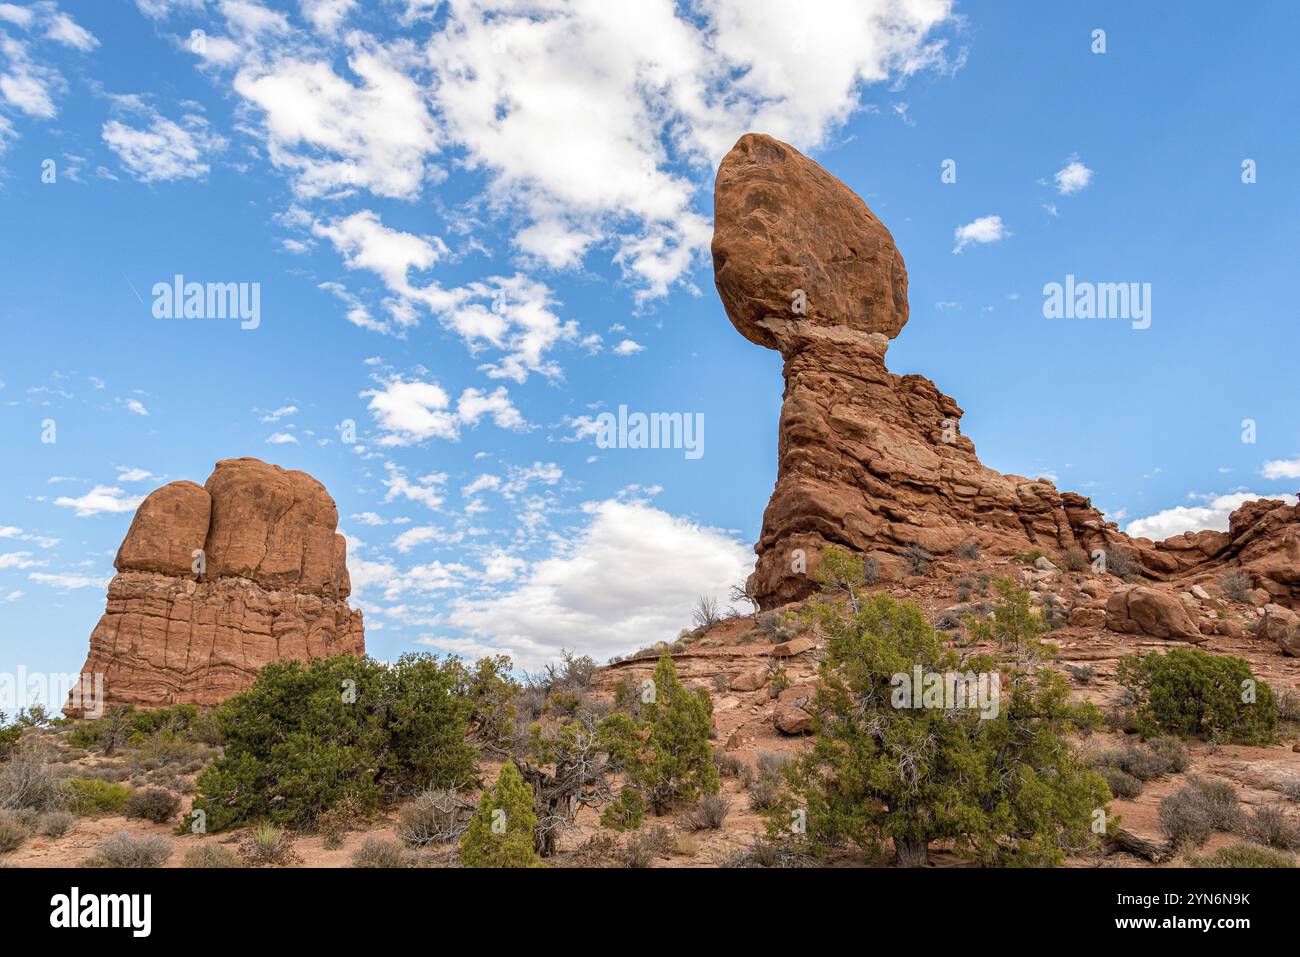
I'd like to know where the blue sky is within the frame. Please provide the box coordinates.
[2,1,1298,704]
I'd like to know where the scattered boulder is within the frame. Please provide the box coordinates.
[729,667,769,693]
[774,707,814,735]
[771,636,815,657]
[1105,586,1204,641]
[1259,604,1300,656]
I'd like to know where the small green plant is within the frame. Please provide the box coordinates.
[599,786,645,831]
[1117,648,1276,744]
[85,831,172,868]
[239,824,300,867]
[61,778,132,815]
[459,762,542,868]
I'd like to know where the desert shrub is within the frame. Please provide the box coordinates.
[599,786,645,831]
[1117,649,1276,744]
[713,748,744,778]
[1092,740,1182,783]
[814,547,878,607]
[902,544,932,577]
[1275,689,1300,724]
[1059,547,1089,573]
[0,743,63,811]
[685,793,732,831]
[1103,546,1141,581]
[124,787,181,824]
[1246,805,1300,850]
[191,653,475,831]
[1147,736,1191,774]
[598,654,718,814]
[620,825,672,868]
[459,761,542,868]
[182,844,241,868]
[1099,767,1143,799]
[86,831,172,868]
[1220,569,1253,603]
[954,539,981,561]
[1066,664,1096,684]
[756,611,795,643]
[775,588,1108,867]
[61,778,132,815]
[0,811,30,853]
[1194,777,1245,830]
[1159,788,1215,848]
[1189,842,1295,868]
[454,654,519,755]
[396,788,474,847]
[239,824,299,867]
[741,751,789,811]
[352,836,409,868]
[36,810,76,838]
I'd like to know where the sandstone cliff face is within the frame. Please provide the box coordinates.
[714,133,1299,613]
[67,458,364,715]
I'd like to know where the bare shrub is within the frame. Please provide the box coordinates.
[903,544,933,577]
[396,788,474,848]
[36,810,76,838]
[352,836,409,868]
[183,844,241,868]
[85,831,172,868]
[692,595,722,631]
[1246,805,1300,850]
[1220,569,1253,603]
[954,539,981,561]
[685,793,732,831]
[124,787,181,824]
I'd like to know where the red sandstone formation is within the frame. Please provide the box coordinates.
[66,458,364,715]
[713,132,1299,623]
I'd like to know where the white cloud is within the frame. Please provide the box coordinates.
[123,398,149,416]
[28,570,110,590]
[447,498,754,669]
[952,215,1008,254]
[232,37,440,200]
[115,466,155,482]
[362,376,526,445]
[0,551,43,570]
[299,0,357,36]
[102,99,227,183]
[1261,457,1300,480]
[53,485,146,517]
[1053,156,1093,195]
[612,338,644,356]
[259,404,299,422]
[351,511,388,526]
[1126,491,1299,541]
[45,11,98,51]
[381,461,446,510]
[266,431,299,445]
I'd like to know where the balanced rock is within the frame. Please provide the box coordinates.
[66,458,364,715]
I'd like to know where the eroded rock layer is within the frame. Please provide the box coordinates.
[66,458,364,714]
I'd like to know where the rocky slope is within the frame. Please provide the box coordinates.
[65,458,364,715]
[713,132,1300,623]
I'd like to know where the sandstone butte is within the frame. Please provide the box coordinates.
[65,458,364,715]
[713,132,1300,614]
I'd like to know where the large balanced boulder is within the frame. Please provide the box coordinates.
[66,458,365,715]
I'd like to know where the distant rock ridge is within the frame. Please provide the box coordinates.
[713,132,1300,612]
[66,458,364,715]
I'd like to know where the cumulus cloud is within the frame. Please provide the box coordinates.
[445,499,754,669]
[1126,491,1299,541]
[53,485,146,517]
[1053,156,1093,195]
[265,431,299,445]
[102,98,227,183]
[952,214,1008,254]
[1261,457,1300,480]
[362,375,525,445]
